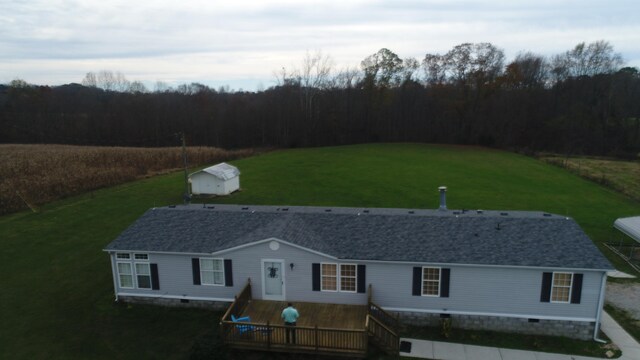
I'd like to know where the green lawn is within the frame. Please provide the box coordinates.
[1,143,639,359]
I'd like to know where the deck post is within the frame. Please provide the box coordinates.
[266,321,271,350]
[315,325,319,351]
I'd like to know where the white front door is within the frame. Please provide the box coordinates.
[262,259,285,301]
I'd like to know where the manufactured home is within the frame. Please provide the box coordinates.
[105,198,612,354]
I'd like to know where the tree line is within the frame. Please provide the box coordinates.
[1,41,639,157]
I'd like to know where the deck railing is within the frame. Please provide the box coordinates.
[221,279,252,322]
[366,284,399,356]
[220,321,368,356]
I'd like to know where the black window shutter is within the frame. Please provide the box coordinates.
[440,268,450,298]
[192,258,201,285]
[150,263,160,290]
[224,259,233,287]
[540,272,552,302]
[312,263,320,291]
[357,265,366,293]
[412,267,422,296]
[571,273,583,304]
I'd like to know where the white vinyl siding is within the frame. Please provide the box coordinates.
[200,258,224,286]
[551,272,573,303]
[422,267,440,296]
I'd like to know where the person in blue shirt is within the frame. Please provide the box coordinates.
[281,303,299,344]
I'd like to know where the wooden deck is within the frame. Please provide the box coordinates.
[220,281,399,357]
[240,300,367,329]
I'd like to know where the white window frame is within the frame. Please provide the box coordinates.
[339,263,358,293]
[421,266,441,297]
[134,253,148,260]
[117,261,134,289]
[320,263,358,293]
[551,272,573,304]
[321,262,338,292]
[115,252,151,289]
[135,262,152,289]
[200,258,225,286]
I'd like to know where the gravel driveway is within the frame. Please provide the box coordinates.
[606,282,640,320]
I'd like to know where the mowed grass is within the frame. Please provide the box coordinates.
[1,143,639,359]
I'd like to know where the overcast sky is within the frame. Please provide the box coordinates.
[1,0,639,91]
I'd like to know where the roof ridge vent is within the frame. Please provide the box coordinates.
[241,207,249,210]
[543,213,551,217]
[500,212,508,216]
[325,209,332,212]
[477,210,483,214]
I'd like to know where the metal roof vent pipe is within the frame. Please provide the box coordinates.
[438,186,447,211]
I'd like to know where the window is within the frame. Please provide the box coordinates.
[116,253,152,289]
[321,263,337,291]
[340,264,357,292]
[135,263,151,289]
[200,258,224,285]
[551,272,572,303]
[117,262,133,288]
[422,267,440,296]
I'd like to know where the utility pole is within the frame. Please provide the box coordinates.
[181,132,190,204]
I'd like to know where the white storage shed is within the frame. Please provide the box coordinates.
[189,163,240,195]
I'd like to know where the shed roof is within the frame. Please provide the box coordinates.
[190,162,239,181]
[614,216,640,242]
[106,204,612,270]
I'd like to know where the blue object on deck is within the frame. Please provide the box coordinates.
[231,315,254,334]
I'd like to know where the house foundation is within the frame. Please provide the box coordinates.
[396,311,595,340]
[118,295,230,311]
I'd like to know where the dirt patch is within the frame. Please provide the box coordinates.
[606,282,640,320]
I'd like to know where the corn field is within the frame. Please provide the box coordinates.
[0,144,258,215]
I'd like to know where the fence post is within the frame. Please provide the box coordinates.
[315,325,319,351]
[267,321,271,350]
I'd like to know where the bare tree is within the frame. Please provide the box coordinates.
[422,53,448,85]
[504,52,549,89]
[128,81,147,94]
[81,72,97,87]
[552,40,624,81]
[361,48,404,87]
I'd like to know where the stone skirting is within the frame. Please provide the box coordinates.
[397,311,595,340]
[118,295,230,310]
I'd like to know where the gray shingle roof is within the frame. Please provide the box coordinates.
[190,162,239,180]
[105,204,613,270]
